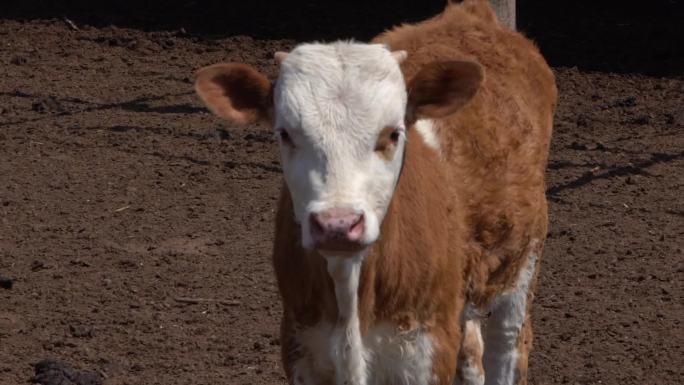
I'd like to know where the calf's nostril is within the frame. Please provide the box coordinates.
[310,214,324,233]
[310,210,365,248]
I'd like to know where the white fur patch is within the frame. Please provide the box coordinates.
[294,320,434,385]
[366,324,434,385]
[482,243,539,385]
[415,119,440,151]
[325,254,368,385]
[273,42,408,249]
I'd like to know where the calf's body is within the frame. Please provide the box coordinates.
[376,3,556,383]
[275,126,469,384]
[194,1,556,384]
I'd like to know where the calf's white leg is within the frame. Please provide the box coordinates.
[482,248,538,385]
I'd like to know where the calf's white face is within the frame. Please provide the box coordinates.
[194,40,483,255]
[273,43,407,251]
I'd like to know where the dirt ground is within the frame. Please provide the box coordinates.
[1,2,683,385]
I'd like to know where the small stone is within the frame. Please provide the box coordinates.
[568,142,588,151]
[33,358,103,385]
[10,56,27,65]
[31,260,47,271]
[664,113,675,124]
[633,115,650,125]
[69,324,93,338]
[615,96,637,107]
[0,275,13,289]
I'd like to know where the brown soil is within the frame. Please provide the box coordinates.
[1,3,682,385]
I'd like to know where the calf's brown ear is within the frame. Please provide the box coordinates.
[407,60,483,121]
[194,63,272,124]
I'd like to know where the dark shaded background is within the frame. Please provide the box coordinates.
[3,0,684,76]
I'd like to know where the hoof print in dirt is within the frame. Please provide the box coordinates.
[0,275,13,289]
[33,359,103,385]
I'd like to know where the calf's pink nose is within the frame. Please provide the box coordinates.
[310,208,365,251]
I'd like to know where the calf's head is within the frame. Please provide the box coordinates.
[195,42,482,255]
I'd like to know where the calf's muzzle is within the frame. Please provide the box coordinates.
[309,208,365,252]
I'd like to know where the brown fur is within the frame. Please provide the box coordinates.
[195,1,556,383]
[275,127,469,384]
[458,320,485,382]
[195,63,272,124]
[372,1,557,382]
[374,0,556,305]
[407,60,484,121]
[514,241,543,385]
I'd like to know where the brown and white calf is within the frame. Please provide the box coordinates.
[194,1,556,384]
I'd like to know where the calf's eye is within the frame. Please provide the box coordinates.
[374,126,402,161]
[277,128,293,146]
